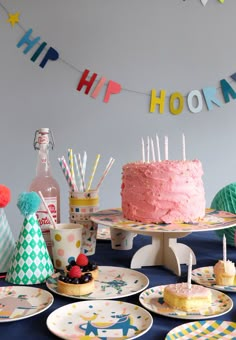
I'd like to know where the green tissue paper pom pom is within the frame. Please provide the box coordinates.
[211,182,236,247]
[17,192,41,216]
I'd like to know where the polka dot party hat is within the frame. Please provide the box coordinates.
[0,185,15,273]
[6,192,54,285]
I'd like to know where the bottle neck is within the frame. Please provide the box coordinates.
[36,144,52,177]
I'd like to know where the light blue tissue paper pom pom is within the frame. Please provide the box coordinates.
[17,192,41,216]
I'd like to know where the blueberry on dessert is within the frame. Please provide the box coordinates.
[66,253,99,280]
[57,265,94,296]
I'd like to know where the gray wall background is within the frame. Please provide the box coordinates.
[1,0,235,238]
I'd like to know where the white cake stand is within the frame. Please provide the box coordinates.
[91,208,236,276]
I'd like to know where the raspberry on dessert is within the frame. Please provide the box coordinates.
[76,253,89,267]
[69,266,82,278]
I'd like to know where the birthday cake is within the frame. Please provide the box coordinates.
[163,282,212,312]
[121,160,205,223]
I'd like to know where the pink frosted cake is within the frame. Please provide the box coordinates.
[121,160,205,223]
[163,283,212,312]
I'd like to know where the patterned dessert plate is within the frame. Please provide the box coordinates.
[192,266,236,292]
[47,300,153,339]
[0,286,53,322]
[46,266,149,300]
[165,320,236,339]
[139,285,233,320]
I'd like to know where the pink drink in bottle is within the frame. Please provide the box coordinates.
[29,128,60,256]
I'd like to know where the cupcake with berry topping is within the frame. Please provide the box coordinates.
[66,253,99,280]
[57,265,94,296]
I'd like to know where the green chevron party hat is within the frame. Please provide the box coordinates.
[6,192,54,285]
[0,185,15,273]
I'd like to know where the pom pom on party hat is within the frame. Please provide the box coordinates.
[211,183,236,247]
[6,192,54,285]
[0,184,15,273]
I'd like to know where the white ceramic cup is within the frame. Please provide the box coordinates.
[110,229,136,250]
[50,223,83,270]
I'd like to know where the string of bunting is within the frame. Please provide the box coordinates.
[2,2,236,117]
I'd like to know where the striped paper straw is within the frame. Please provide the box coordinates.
[77,153,86,191]
[74,154,83,192]
[82,151,87,182]
[38,191,57,229]
[87,154,100,191]
[68,148,75,182]
[58,157,77,192]
[95,157,115,190]
[68,149,78,191]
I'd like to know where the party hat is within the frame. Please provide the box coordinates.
[0,185,15,273]
[6,192,54,285]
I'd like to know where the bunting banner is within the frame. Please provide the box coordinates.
[1,2,234,116]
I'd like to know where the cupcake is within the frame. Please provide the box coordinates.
[213,260,235,286]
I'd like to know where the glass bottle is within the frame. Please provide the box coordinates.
[29,128,60,256]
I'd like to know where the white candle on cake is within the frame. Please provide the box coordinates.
[164,135,168,160]
[187,252,193,289]
[223,234,227,262]
[156,134,161,162]
[147,136,150,163]
[182,133,186,161]
[151,138,155,161]
[142,137,145,162]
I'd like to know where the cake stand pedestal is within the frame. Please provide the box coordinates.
[91,208,236,276]
[129,231,195,276]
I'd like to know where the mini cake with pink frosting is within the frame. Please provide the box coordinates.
[121,160,205,223]
[214,260,235,286]
[163,282,212,312]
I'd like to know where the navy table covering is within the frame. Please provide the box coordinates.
[1,230,236,339]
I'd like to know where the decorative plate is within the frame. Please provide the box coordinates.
[139,285,233,320]
[165,320,236,340]
[192,266,236,292]
[91,208,236,233]
[46,266,149,300]
[97,226,111,240]
[47,300,153,340]
[0,286,54,322]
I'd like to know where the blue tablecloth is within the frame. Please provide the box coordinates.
[1,230,236,339]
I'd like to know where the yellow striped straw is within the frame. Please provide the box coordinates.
[87,154,101,191]
[68,148,76,189]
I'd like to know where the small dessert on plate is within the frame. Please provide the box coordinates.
[213,260,235,286]
[57,266,94,296]
[66,253,99,280]
[163,282,212,312]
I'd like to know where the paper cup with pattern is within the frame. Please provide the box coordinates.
[69,190,99,255]
[110,228,136,250]
[50,223,83,270]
